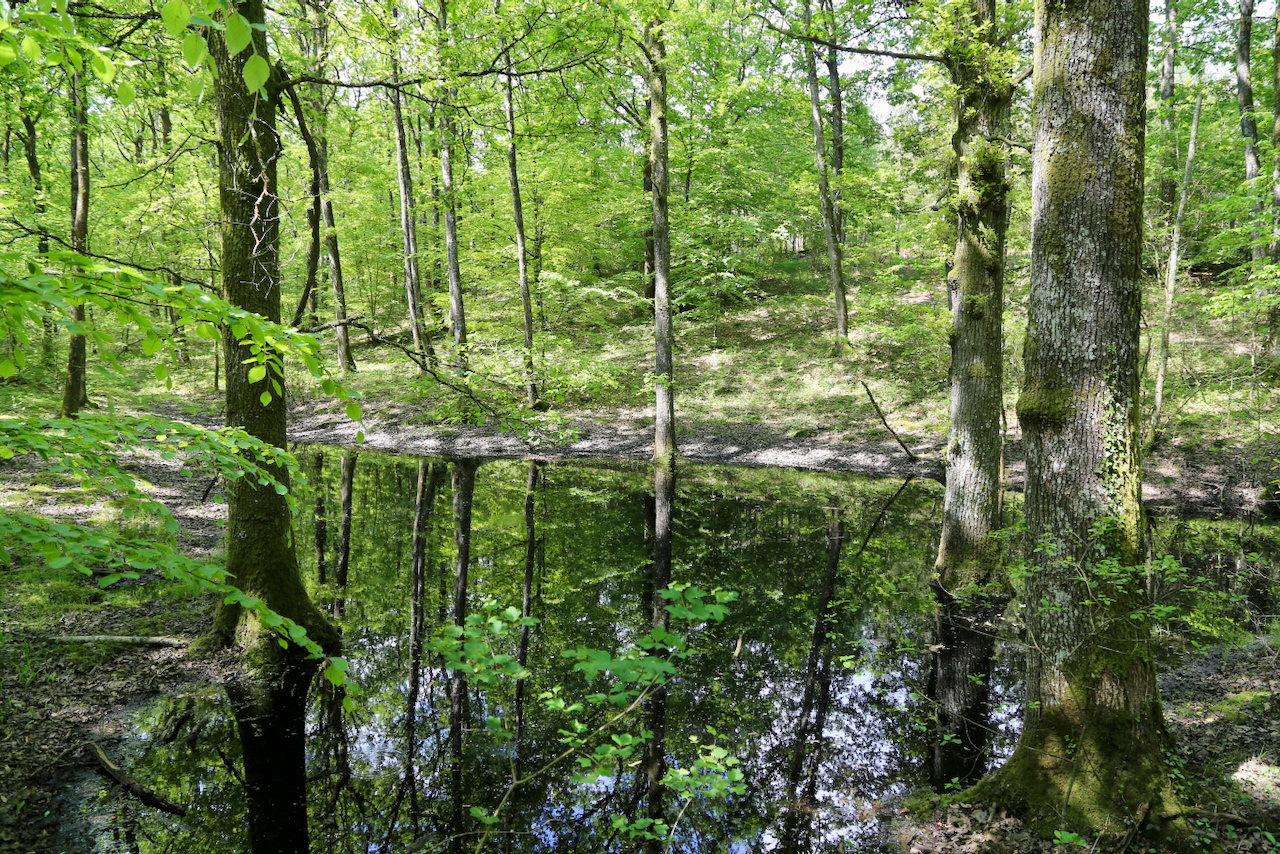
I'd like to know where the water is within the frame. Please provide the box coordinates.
[82,452,1026,853]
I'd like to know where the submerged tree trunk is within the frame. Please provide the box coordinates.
[980,0,1183,837]
[61,71,90,418]
[800,0,848,354]
[935,0,1010,602]
[642,460,675,854]
[449,459,478,853]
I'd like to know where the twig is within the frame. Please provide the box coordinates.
[861,381,919,461]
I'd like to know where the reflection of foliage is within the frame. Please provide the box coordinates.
[103,457,960,852]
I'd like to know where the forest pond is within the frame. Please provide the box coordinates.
[79,451,1035,853]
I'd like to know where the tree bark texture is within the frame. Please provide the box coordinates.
[390,60,433,367]
[644,25,676,467]
[61,72,89,418]
[203,0,337,664]
[437,0,468,374]
[984,0,1181,834]
[501,48,539,407]
[935,0,1009,598]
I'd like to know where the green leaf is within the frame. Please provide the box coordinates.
[0,42,16,67]
[116,80,135,106]
[161,0,190,38]
[225,13,252,57]
[346,401,362,421]
[0,360,15,379]
[154,364,169,382]
[142,333,163,356]
[90,51,115,85]
[182,31,206,67]
[247,364,267,383]
[259,390,272,407]
[21,35,40,63]
[242,53,269,94]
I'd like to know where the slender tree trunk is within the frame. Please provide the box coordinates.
[499,35,538,407]
[643,459,675,854]
[390,58,434,368]
[1267,14,1280,365]
[312,451,328,585]
[644,26,677,468]
[799,0,848,353]
[449,459,478,854]
[935,0,1009,600]
[336,451,357,592]
[1152,92,1204,443]
[437,0,467,375]
[1158,1,1178,218]
[61,71,90,418]
[514,461,540,771]
[820,0,845,244]
[1237,0,1264,263]
[980,0,1183,835]
[19,111,54,369]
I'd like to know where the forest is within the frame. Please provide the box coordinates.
[1,0,1279,852]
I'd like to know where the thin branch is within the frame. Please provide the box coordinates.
[861,380,920,461]
[752,13,945,64]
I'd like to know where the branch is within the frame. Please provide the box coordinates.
[90,742,189,817]
[50,635,188,646]
[861,380,920,461]
[752,13,945,64]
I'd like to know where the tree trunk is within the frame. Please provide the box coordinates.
[1267,13,1280,366]
[935,0,1010,602]
[644,26,677,468]
[18,111,54,370]
[198,0,338,670]
[1152,92,1203,444]
[500,37,539,407]
[449,459,478,853]
[643,459,675,854]
[61,71,89,418]
[437,0,467,375]
[1157,1,1178,218]
[799,0,848,353]
[390,58,434,368]
[979,0,1183,836]
[1237,0,1264,264]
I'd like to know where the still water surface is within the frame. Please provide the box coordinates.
[84,452,1024,853]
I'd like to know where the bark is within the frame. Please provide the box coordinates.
[820,0,844,244]
[61,72,90,418]
[514,461,540,767]
[1237,0,1264,263]
[979,0,1183,835]
[336,451,357,592]
[799,0,848,353]
[928,599,1000,790]
[300,0,355,371]
[390,56,434,368]
[437,0,467,374]
[1152,93,1203,444]
[500,32,539,407]
[1268,13,1280,366]
[935,0,1010,599]
[312,451,328,585]
[644,26,677,468]
[198,0,338,670]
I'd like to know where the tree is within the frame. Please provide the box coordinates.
[976,0,1185,836]
[60,68,90,417]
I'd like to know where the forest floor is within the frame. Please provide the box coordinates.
[1,401,1279,853]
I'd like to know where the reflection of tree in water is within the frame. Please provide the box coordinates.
[94,458,978,854]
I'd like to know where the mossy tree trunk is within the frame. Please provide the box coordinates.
[980,0,1183,837]
[201,0,338,663]
[935,0,1010,603]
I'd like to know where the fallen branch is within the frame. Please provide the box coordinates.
[50,635,188,647]
[90,742,188,816]
[861,381,919,462]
